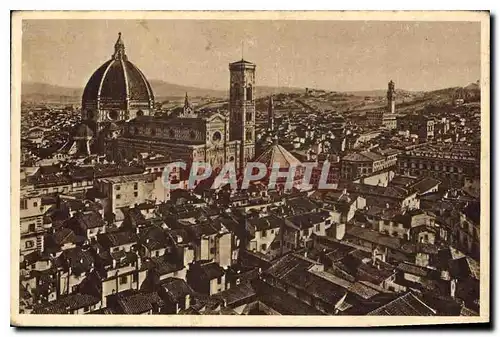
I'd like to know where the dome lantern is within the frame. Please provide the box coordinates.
[113,32,127,61]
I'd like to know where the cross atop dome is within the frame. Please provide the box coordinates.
[113,32,127,61]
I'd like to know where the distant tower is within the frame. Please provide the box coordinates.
[229,59,256,169]
[182,92,194,117]
[268,95,275,131]
[387,80,396,114]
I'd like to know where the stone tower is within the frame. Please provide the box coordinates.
[229,59,256,169]
[387,80,396,114]
[268,95,275,132]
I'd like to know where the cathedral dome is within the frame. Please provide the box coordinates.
[82,33,154,113]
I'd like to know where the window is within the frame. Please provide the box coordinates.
[246,85,253,101]
[25,241,34,249]
[315,224,320,232]
[231,83,240,101]
[134,192,138,197]
[261,230,267,238]
[115,185,121,191]
[246,130,253,141]
[133,273,138,283]
[119,275,128,285]
[20,199,27,210]
[33,202,38,207]
[28,223,36,232]
[261,244,267,251]
[116,194,121,200]
[217,276,222,284]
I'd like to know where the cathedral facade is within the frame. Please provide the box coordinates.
[76,33,256,172]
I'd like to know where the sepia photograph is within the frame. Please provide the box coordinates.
[10,10,490,327]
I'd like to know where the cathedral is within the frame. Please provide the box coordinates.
[69,33,256,172]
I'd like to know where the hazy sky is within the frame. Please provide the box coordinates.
[22,19,481,92]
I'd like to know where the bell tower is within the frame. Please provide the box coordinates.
[387,80,396,114]
[229,59,256,169]
[268,95,275,131]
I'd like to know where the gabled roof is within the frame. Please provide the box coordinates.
[255,143,302,169]
[74,211,106,230]
[412,177,442,194]
[160,277,193,303]
[367,292,436,316]
[97,230,137,249]
[247,214,285,231]
[213,283,257,307]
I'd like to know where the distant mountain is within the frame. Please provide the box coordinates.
[464,81,480,91]
[344,89,419,98]
[21,80,305,103]
[149,80,226,99]
[21,82,83,103]
[22,80,478,104]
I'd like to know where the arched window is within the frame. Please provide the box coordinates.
[246,85,253,101]
[232,83,240,101]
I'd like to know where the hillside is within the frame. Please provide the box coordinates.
[21,80,480,107]
[21,81,305,103]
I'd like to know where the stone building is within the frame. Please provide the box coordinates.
[81,33,155,131]
[74,33,256,173]
[397,144,480,188]
[397,114,435,140]
[113,112,241,171]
